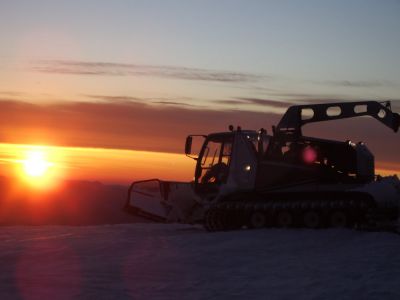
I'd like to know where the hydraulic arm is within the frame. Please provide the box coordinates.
[276,101,400,137]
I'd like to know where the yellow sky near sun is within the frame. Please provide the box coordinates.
[0,143,196,185]
[0,142,398,187]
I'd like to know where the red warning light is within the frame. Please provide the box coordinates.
[303,146,317,164]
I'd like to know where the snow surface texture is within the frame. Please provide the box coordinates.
[1,224,400,300]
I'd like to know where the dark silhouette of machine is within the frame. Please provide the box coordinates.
[124,101,400,231]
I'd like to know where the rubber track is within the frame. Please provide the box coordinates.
[204,197,374,232]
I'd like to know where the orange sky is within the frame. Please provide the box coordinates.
[0,143,196,185]
[0,99,399,185]
[0,140,398,187]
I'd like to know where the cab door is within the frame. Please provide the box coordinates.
[195,134,233,195]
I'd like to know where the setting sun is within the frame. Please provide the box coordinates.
[23,150,52,177]
[6,145,65,189]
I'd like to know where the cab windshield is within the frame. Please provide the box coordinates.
[197,135,233,185]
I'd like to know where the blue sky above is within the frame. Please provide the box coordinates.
[0,0,399,109]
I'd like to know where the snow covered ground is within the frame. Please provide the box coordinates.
[1,224,400,300]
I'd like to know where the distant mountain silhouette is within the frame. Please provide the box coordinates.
[0,176,148,225]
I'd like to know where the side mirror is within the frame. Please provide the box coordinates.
[185,136,193,155]
[185,134,206,160]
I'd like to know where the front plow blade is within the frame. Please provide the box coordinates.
[124,179,171,222]
[124,179,201,223]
